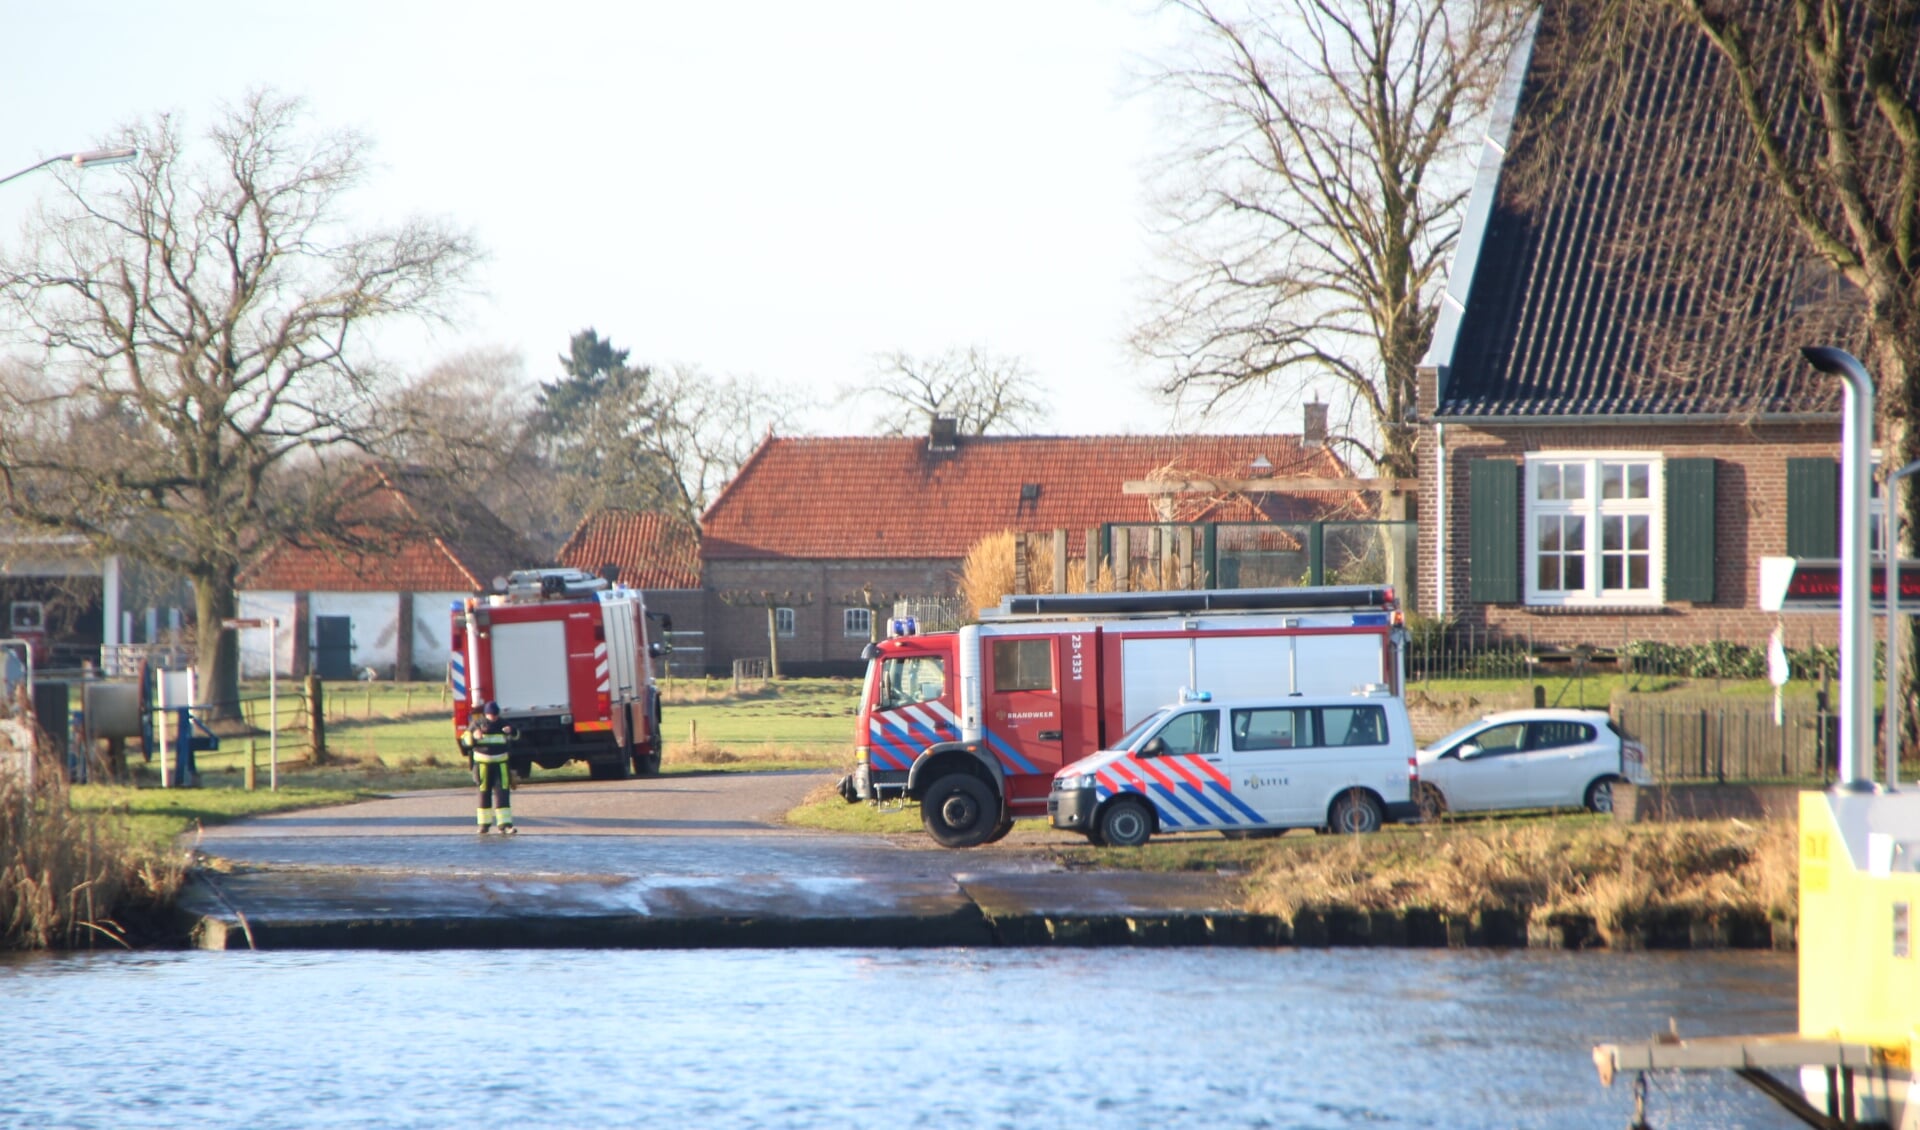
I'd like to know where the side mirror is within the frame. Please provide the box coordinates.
[1458,743,1482,759]
[648,642,664,657]
[860,642,879,661]
[1140,736,1168,758]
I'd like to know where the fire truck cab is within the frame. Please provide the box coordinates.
[450,568,663,781]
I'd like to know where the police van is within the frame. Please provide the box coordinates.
[1048,688,1420,847]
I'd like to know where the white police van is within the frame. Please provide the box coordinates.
[1048,688,1420,847]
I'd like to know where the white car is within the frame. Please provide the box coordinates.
[1415,708,1650,817]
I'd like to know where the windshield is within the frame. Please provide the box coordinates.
[1423,719,1491,754]
[878,655,945,710]
[1117,708,1174,751]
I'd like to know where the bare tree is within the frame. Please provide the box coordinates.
[1137,0,1533,476]
[378,347,584,554]
[0,91,479,718]
[644,365,803,530]
[842,346,1048,436]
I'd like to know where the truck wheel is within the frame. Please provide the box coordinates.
[1328,789,1384,834]
[921,774,998,848]
[983,818,1015,844]
[1097,797,1153,848]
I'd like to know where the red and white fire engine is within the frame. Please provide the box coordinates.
[450,568,664,780]
[838,585,1407,847]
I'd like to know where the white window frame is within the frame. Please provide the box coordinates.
[843,607,873,639]
[1524,453,1665,608]
[775,607,796,638]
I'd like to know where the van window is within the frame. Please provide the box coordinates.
[992,638,1054,692]
[1149,710,1218,756]
[879,656,945,709]
[1323,705,1388,747]
[1231,707,1308,751]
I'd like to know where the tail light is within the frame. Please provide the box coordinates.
[596,691,610,717]
[1407,756,1419,786]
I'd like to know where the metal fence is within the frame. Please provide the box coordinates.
[1404,623,1844,685]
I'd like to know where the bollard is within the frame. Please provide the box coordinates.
[1533,684,1546,709]
[246,739,257,791]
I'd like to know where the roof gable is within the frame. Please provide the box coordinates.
[700,434,1365,560]
[556,509,702,590]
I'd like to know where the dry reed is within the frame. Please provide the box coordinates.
[1244,819,1797,946]
[0,764,183,950]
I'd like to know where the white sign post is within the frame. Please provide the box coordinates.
[223,617,280,791]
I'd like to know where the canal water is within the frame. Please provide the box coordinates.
[3,947,1797,1128]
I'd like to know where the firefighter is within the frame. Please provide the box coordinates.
[469,701,517,834]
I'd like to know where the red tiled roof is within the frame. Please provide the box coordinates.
[701,434,1364,560]
[556,509,702,590]
[238,467,539,593]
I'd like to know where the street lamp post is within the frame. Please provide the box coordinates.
[0,146,138,189]
[1885,458,1920,791]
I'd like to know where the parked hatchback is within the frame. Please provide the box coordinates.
[1415,709,1649,817]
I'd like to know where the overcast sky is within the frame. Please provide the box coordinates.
[0,1,1269,437]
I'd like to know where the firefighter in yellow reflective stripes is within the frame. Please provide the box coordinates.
[469,701,517,834]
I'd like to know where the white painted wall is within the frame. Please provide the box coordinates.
[311,592,401,677]
[235,591,298,677]
[411,592,470,681]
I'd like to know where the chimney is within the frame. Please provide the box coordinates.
[928,416,959,452]
[1303,402,1328,444]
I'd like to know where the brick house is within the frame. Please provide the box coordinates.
[1417,9,1865,651]
[237,467,538,679]
[555,509,704,675]
[698,429,1365,676]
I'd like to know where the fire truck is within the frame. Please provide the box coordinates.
[838,585,1408,847]
[450,568,663,781]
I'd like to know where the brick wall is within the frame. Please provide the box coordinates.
[1415,397,1844,650]
[699,558,962,676]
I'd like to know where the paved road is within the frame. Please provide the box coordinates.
[184,770,1246,950]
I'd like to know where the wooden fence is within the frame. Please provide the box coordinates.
[1615,699,1854,784]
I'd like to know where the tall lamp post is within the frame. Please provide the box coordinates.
[1885,458,1920,791]
[0,146,138,188]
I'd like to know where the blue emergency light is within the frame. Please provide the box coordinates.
[887,617,919,638]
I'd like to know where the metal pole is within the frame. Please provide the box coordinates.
[1802,346,1877,790]
[269,617,279,791]
[1884,461,1920,791]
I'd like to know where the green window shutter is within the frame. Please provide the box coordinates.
[1786,458,1839,557]
[1469,460,1520,602]
[1665,458,1716,602]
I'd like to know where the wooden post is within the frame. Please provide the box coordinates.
[246,739,257,791]
[1177,527,1195,590]
[307,674,327,765]
[1052,528,1069,594]
[1084,528,1102,591]
[1114,527,1131,590]
[1013,536,1029,595]
[765,606,782,680]
[1147,528,1163,587]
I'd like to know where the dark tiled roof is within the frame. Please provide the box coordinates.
[557,510,702,590]
[239,466,538,593]
[1436,7,1863,420]
[701,434,1365,560]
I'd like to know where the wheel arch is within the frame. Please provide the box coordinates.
[1094,789,1159,835]
[906,742,1005,802]
[1325,785,1388,829]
